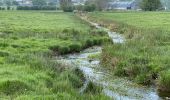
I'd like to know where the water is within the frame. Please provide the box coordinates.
[56,46,162,100]
[88,21,125,44]
[56,17,163,100]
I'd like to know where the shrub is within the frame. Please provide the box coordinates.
[84,4,96,12]
[63,6,74,12]
[17,6,57,10]
[7,6,10,10]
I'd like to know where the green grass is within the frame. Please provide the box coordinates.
[87,11,170,95]
[0,11,90,34]
[88,12,170,31]
[0,11,110,99]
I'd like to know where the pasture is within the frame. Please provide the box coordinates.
[0,11,109,99]
[88,11,170,95]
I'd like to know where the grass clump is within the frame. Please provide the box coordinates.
[158,70,170,93]
[69,43,82,52]
[0,51,9,57]
[84,81,103,94]
[0,80,29,95]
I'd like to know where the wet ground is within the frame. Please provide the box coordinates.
[56,46,162,100]
[56,16,164,100]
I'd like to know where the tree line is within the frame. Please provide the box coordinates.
[0,0,167,11]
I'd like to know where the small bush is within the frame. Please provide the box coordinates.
[83,4,96,12]
[63,6,74,12]
[7,6,10,10]
[17,6,57,10]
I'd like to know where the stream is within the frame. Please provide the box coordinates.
[56,17,164,100]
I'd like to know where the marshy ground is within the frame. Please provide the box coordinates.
[0,11,170,99]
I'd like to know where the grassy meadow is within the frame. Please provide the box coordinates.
[87,12,170,96]
[0,11,110,99]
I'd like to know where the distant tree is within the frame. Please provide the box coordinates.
[74,5,84,11]
[85,0,110,11]
[12,1,19,6]
[84,4,96,12]
[141,0,162,11]
[48,2,56,6]
[5,0,12,6]
[60,0,73,12]
[161,0,170,10]
[32,0,47,6]
[0,2,3,6]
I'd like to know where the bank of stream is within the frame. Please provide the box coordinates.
[56,16,164,100]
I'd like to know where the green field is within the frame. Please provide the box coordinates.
[88,12,170,95]
[0,11,110,99]
[89,12,170,31]
[0,11,90,34]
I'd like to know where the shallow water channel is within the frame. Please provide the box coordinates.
[56,19,164,100]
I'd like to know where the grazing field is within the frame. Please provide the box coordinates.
[0,11,90,34]
[0,11,110,99]
[88,12,170,96]
[88,12,170,31]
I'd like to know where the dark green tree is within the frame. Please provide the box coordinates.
[0,2,3,6]
[5,0,12,6]
[32,0,47,6]
[60,0,73,12]
[141,0,162,11]
[12,1,19,6]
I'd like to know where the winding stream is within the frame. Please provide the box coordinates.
[56,17,163,100]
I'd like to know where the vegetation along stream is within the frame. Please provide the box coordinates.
[56,18,164,100]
